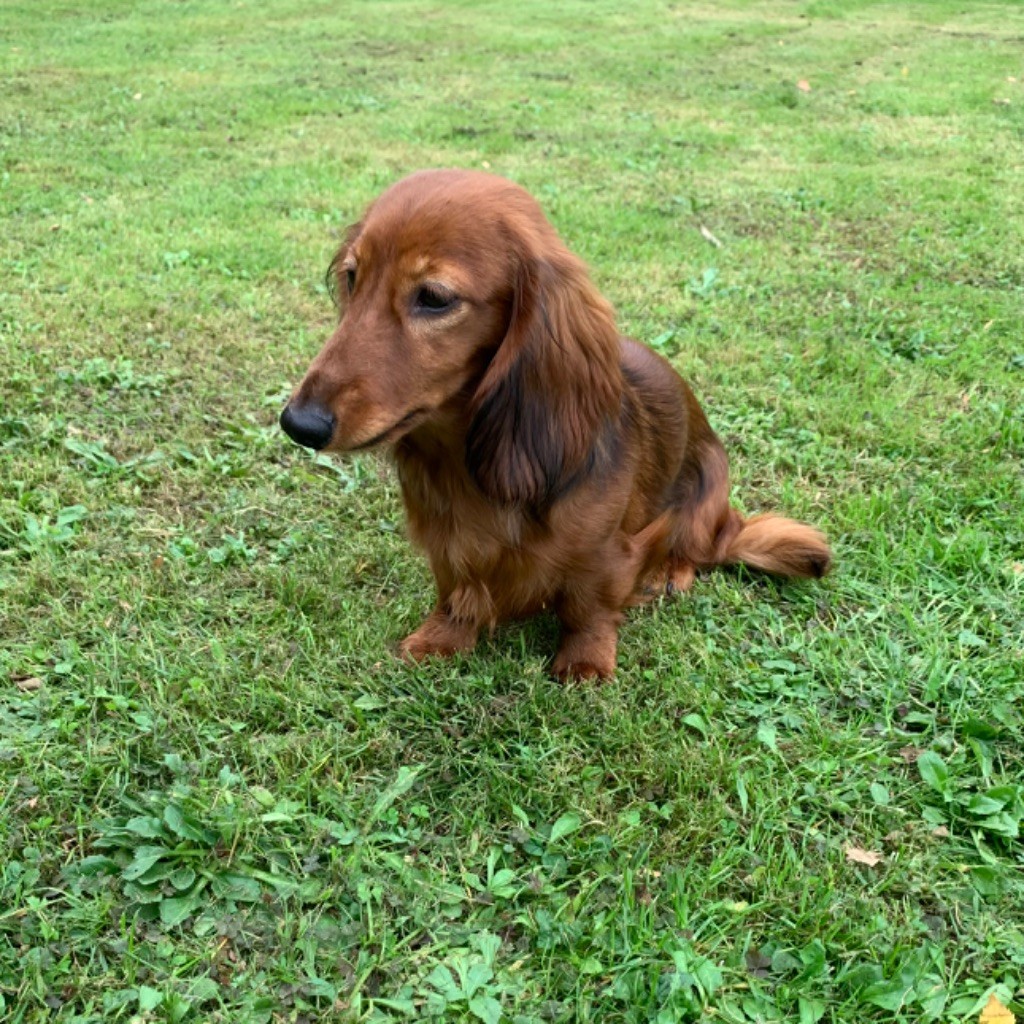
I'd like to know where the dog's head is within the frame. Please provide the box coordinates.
[281,169,621,507]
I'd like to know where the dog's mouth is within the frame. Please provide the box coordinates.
[347,407,429,451]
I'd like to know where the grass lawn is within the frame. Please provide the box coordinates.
[2,0,1023,1020]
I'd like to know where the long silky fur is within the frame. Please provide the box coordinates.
[465,253,622,510]
[724,513,832,578]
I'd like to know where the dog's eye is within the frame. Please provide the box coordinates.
[414,285,456,314]
[345,267,356,294]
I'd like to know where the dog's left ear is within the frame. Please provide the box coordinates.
[466,250,622,509]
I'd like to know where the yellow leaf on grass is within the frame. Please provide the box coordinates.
[979,993,1015,1024]
[845,845,884,867]
[797,79,811,93]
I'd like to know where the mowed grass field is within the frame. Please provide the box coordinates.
[2,0,1023,1020]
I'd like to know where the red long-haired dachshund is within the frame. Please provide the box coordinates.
[281,169,831,679]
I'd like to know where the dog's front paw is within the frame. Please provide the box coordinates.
[552,622,618,682]
[552,659,613,682]
[397,633,456,662]
[551,647,615,682]
[398,612,479,663]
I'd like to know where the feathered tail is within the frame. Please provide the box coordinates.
[723,512,832,579]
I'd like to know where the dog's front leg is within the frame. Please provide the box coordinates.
[551,529,663,680]
[551,572,624,681]
[397,580,490,663]
[551,608,622,681]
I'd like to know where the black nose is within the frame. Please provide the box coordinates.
[280,403,336,450]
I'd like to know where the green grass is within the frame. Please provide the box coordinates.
[2,0,1023,1020]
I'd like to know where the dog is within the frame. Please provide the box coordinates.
[280,169,831,679]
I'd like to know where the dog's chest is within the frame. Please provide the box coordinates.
[397,455,566,617]
[398,460,522,565]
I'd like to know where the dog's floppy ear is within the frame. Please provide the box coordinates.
[466,249,622,509]
[325,220,363,307]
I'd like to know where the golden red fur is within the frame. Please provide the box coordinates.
[281,169,831,679]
